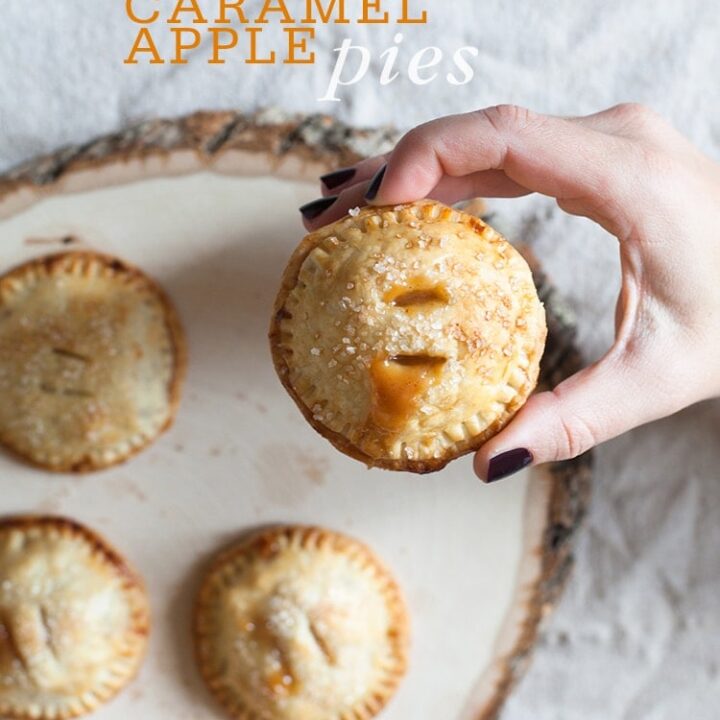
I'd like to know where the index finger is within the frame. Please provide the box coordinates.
[373,105,630,229]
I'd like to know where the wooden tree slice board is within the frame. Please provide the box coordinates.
[0,112,591,720]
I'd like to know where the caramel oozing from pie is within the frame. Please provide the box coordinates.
[266,668,298,697]
[370,355,445,432]
[243,614,301,698]
[383,278,449,309]
[369,279,450,433]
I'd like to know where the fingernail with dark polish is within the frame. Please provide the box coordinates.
[364,164,386,201]
[486,448,533,483]
[299,195,338,220]
[321,167,356,190]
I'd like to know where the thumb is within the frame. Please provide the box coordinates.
[474,353,654,482]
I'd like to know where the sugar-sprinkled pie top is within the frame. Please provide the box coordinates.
[194,526,409,720]
[0,516,149,720]
[271,200,546,473]
[0,252,186,472]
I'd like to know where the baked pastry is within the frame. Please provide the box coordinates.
[0,251,186,472]
[270,200,546,473]
[0,516,150,719]
[194,525,409,720]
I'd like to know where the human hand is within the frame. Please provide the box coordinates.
[299,104,720,482]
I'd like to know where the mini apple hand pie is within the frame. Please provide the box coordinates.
[271,200,546,473]
[0,252,186,472]
[194,526,409,720]
[0,516,149,719]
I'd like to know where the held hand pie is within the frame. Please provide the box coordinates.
[0,252,186,472]
[270,200,546,473]
[0,516,150,720]
[194,526,409,720]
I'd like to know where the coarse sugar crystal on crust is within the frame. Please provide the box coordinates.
[270,200,547,473]
[0,251,186,472]
[194,525,409,720]
[0,515,150,720]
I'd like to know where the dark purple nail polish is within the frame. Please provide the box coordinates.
[486,448,533,483]
[299,195,338,220]
[321,167,356,190]
[364,164,386,201]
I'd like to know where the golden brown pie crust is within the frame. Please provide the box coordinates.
[194,525,409,720]
[0,515,150,719]
[0,251,187,472]
[270,200,546,473]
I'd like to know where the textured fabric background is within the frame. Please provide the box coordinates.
[1,1,719,717]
